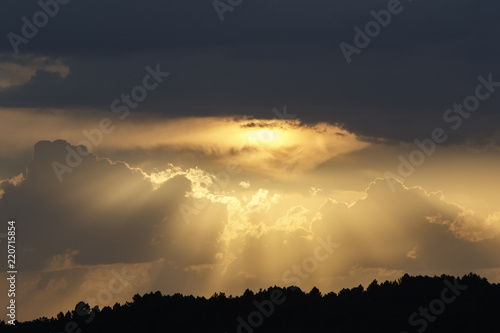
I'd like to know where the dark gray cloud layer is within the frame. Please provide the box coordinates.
[1,0,499,142]
[0,140,226,271]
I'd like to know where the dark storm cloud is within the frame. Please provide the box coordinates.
[1,0,499,142]
[311,179,500,273]
[0,140,227,271]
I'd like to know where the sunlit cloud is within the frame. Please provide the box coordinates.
[1,139,500,322]
[0,108,370,178]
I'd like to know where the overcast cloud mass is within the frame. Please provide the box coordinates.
[0,0,499,322]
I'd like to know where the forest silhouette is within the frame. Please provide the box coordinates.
[2,273,499,332]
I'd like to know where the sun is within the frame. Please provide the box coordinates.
[246,129,282,145]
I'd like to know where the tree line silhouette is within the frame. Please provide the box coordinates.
[2,273,499,332]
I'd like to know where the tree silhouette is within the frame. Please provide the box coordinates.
[1,273,499,332]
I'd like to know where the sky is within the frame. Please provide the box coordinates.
[1,0,500,322]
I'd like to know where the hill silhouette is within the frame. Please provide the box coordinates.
[2,273,499,332]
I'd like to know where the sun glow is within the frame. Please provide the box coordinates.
[245,129,283,145]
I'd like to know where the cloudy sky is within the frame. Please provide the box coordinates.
[1,0,500,321]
